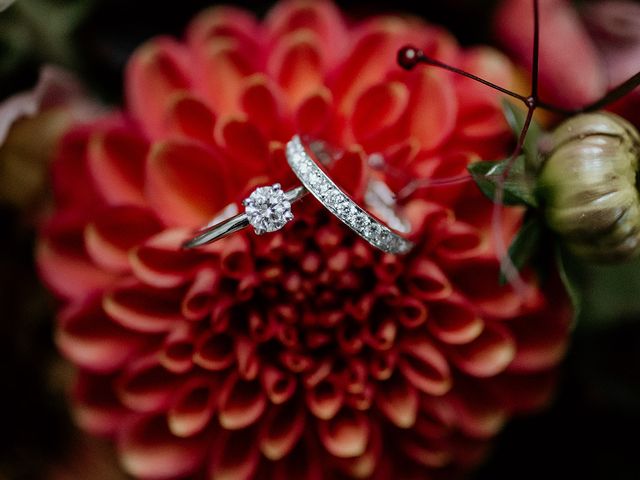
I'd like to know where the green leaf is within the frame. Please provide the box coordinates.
[501,99,543,169]
[499,216,542,285]
[555,246,582,324]
[467,154,537,207]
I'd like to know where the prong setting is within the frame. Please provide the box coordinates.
[244,183,295,235]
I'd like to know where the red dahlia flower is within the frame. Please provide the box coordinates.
[37,1,571,478]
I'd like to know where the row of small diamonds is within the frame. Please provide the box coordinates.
[286,136,413,254]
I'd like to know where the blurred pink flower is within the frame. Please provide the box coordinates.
[494,0,640,115]
[38,1,571,478]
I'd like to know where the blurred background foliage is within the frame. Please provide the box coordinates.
[1,0,639,479]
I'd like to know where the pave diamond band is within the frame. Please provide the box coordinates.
[286,135,414,255]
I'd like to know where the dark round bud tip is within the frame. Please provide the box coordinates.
[397,46,421,70]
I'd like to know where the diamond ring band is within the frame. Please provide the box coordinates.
[183,135,414,254]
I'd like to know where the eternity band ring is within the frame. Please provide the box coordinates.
[183,135,414,254]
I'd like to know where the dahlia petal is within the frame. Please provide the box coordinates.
[427,294,484,345]
[350,81,409,147]
[394,296,428,329]
[193,38,256,115]
[57,299,146,373]
[307,378,344,420]
[295,87,333,137]
[399,337,452,396]
[168,376,218,437]
[266,0,347,67]
[508,306,571,373]
[160,323,196,374]
[217,374,267,430]
[181,268,219,320]
[448,322,516,377]
[448,384,507,438]
[376,373,418,428]
[333,423,381,478]
[87,126,148,207]
[333,21,409,114]
[318,408,370,458]
[220,234,254,278]
[369,351,397,381]
[193,330,236,371]
[240,74,287,139]
[261,365,297,404]
[269,30,325,108]
[146,139,231,227]
[187,6,259,50]
[103,280,183,333]
[51,125,103,211]
[433,220,484,265]
[406,258,452,301]
[213,117,270,183]
[84,206,162,273]
[117,353,180,413]
[407,69,457,151]
[272,439,323,480]
[451,259,530,319]
[209,427,261,480]
[74,371,129,436]
[364,317,397,351]
[130,229,206,289]
[126,38,193,137]
[235,335,260,380]
[400,437,453,469]
[37,216,116,301]
[259,400,306,460]
[162,94,216,143]
[118,414,207,480]
[248,310,275,343]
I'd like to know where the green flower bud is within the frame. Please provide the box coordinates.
[537,112,640,262]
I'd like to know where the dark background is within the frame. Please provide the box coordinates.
[1,1,640,479]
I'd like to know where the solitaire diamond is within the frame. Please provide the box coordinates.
[243,183,294,234]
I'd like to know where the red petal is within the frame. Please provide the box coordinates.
[217,374,267,429]
[160,323,196,374]
[376,373,418,428]
[126,38,193,137]
[168,376,218,437]
[84,206,162,273]
[117,353,180,412]
[259,400,306,460]
[181,268,219,320]
[448,322,516,377]
[350,81,409,148]
[406,258,452,301]
[268,30,324,108]
[87,125,148,207]
[103,280,183,333]
[295,87,333,137]
[448,383,507,438]
[193,330,236,371]
[57,299,146,373]
[74,371,128,436]
[213,117,270,184]
[162,94,216,143]
[187,6,259,50]
[240,74,288,139]
[209,426,260,480]
[118,414,208,479]
[318,408,370,458]
[328,147,368,200]
[261,365,297,404]
[407,69,457,151]
[37,215,116,301]
[146,139,231,227]
[306,378,344,420]
[427,294,484,345]
[399,336,452,396]
[130,229,207,288]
